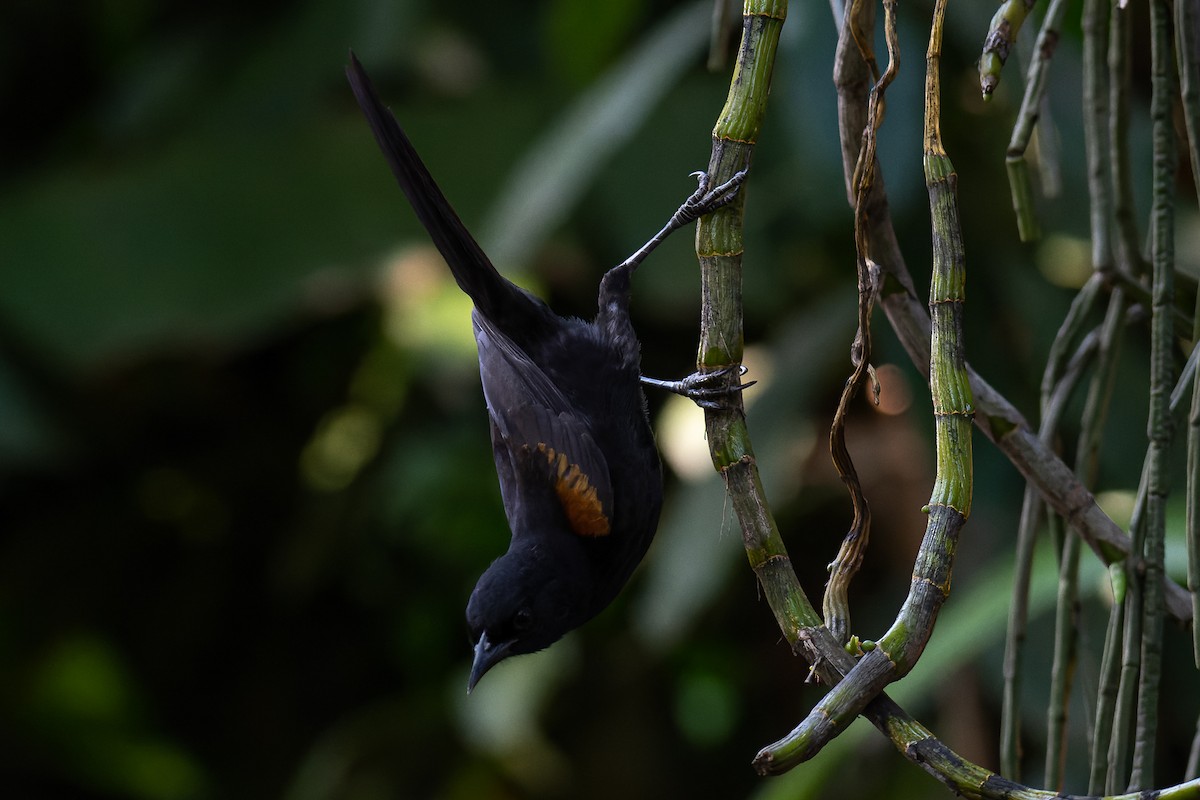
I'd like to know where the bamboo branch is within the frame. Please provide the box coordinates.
[1127,0,1178,786]
[692,0,1196,794]
[834,0,1192,626]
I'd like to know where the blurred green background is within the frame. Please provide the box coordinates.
[2,0,1197,798]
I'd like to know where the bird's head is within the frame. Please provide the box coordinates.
[465,539,590,692]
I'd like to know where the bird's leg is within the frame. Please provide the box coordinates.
[615,169,748,276]
[640,365,757,410]
[596,169,747,347]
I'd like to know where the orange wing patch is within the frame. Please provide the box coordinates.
[535,443,610,537]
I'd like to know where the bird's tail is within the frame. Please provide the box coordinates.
[347,53,530,324]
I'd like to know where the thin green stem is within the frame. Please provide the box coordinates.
[1044,527,1081,791]
[1005,0,1070,241]
[980,0,1040,98]
[1090,564,1128,794]
[1034,297,1132,784]
[754,0,975,769]
[1127,0,1178,786]
[1024,317,1111,787]
[1083,0,1113,278]
[1002,481,1043,780]
[1066,286,1128,791]
[1109,0,1145,277]
[833,0,1192,627]
[1109,451,1150,793]
[728,0,1199,792]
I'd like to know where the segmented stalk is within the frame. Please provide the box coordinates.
[752,0,974,769]
[1127,0,1177,786]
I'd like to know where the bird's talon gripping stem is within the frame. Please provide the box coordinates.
[641,365,756,410]
[611,168,749,276]
[673,169,748,227]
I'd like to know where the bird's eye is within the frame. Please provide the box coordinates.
[513,608,532,631]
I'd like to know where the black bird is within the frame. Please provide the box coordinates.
[346,54,746,691]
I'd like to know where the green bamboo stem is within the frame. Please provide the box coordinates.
[1127,1,1178,786]
[699,0,789,614]
[891,0,976,666]
[807,0,1195,793]
[753,0,975,770]
[1004,0,1070,241]
[696,0,861,684]
[842,171,1190,618]
[698,0,906,751]
[882,0,979,665]
[704,0,1198,792]
[693,0,911,766]
[830,0,1191,629]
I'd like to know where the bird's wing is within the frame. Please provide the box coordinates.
[474,312,614,539]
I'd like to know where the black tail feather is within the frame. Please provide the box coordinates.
[347,52,532,325]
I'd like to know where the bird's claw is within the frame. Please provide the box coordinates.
[672,169,749,226]
[641,365,756,410]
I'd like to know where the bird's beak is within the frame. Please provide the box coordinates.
[467,631,511,693]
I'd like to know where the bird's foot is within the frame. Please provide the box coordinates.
[641,365,756,410]
[609,169,749,279]
[670,169,749,228]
